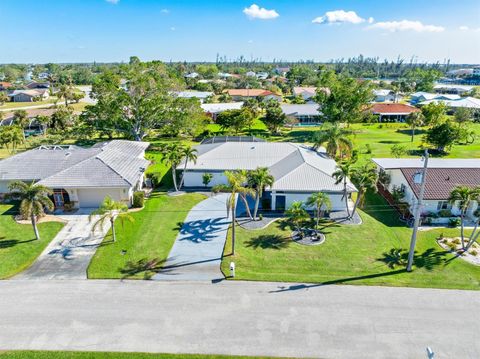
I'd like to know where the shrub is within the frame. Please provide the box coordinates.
[447,242,457,251]
[438,209,452,218]
[258,213,263,220]
[132,191,144,208]
[470,250,478,256]
[452,238,461,245]
[448,218,461,228]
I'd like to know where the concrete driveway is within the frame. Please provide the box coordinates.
[153,193,232,281]
[15,209,109,280]
[0,280,478,358]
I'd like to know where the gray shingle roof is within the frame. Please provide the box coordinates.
[0,140,149,189]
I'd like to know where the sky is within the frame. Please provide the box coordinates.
[1,0,480,64]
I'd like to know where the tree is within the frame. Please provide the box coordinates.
[263,100,286,134]
[350,163,378,218]
[216,108,252,134]
[8,181,54,241]
[178,146,198,189]
[425,121,461,152]
[306,192,331,229]
[13,110,29,141]
[56,84,75,106]
[406,112,424,142]
[247,167,274,220]
[0,126,24,153]
[89,196,134,243]
[50,105,75,131]
[333,160,355,219]
[0,92,8,106]
[212,171,255,255]
[454,107,473,127]
[36,115,51,136]
[421,102,447,126]
[314,71,374,124]
[390,144,408,158]
[285,201,309,232]
[312,123,353,159]
[159,143,183,192]
[406,68,441,92]
[202,173,213,187]
[242,98,262,118]
[448,186,480,250]
[163,97,206,137]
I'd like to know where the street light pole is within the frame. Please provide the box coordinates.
[407,149,429,272]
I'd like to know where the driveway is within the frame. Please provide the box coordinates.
[14,209,109,280]
[153,193,232,281]
[0,280,478,358]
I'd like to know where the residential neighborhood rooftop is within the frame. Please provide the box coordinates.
[369,103,420,115]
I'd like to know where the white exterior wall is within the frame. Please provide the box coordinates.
[0,180,11,193]
[284,192,346,211]
[75,187,130,208]
[182,171,228,187]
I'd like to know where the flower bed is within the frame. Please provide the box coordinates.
[437,237,480,266]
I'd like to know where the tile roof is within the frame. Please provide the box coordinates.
[0,140,149,189]
[401,167,480,200]
[372,158,480,169]
[224,89,276,97]
[369,103,419,115]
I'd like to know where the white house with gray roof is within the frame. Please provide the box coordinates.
[0,140,149,208]
[180,138,356,211]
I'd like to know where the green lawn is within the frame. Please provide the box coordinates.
[0,98,58,109]
[0,352,282,359]
[0,204,64,279]
[221,192,480,290]
[87,191,206,279]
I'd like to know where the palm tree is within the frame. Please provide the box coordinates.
[89,196,134,243]
[306,192,332,229]
[333,160,355,219]
[247,167,274,220]
[13,110,29,143]
[56,84,74,106]
[350,163,379,218]
[312,123,353,159]
[0,125,24,153]
[36,115,51,136]
[159,143,183,192]
[285,201,309,232]
[0,92,9,106]
[406,112,424,142]
[213,171,254,255]
[178,146,198,189]
[8,181,54,241]
[448,186,480,249]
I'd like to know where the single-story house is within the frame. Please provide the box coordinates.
[0,82,13,91]
[185,72,199,79]
[171,91,214,103]
[0,140,150,209]
[419,97,480,110]
[367,103,419,122]
[245,71,256,77]
[201,102,244,120]
[26,81,50,89]
[373,89,401,103]
[280,104,321,124]
[256,72,269,80]
[433,84,474,95]
[8,89,49,102]
[274,67,290,76]
[0,108,58,134]
[372,158,480,219]
[410,92,460,104]
[180,137,357,212]
[224,89,282,102]
[292,86,316,102]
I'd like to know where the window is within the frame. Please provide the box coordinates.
[437,201,451,211]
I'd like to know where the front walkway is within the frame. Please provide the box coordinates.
[15,209,109,280]
[153,193,232,281]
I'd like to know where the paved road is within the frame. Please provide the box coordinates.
[154,193,232,281]
[15,209,109,280]
[0,280,478,358]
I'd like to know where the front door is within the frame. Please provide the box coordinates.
[53,190,65,208]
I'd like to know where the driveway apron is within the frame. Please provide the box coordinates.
[153,193,232,281]
[14,208,109,280]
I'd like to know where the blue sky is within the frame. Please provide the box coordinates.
[1,0,479,64]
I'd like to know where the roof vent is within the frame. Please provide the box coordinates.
[65,152,71,157]
[413,171,423,184]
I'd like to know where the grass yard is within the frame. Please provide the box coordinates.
[0,204,64,279]
[0,352,283,359]
[87,191,206,279]
[0,98,58,110]
[221,192,480,290]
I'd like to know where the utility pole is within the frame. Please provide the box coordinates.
[407,149,429,272]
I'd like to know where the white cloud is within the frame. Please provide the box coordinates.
[161,9,169,14]
[243,4,279,20]
[368,20,444,32]
[459,26,469,31]
[105,0,119,4]
[312,10,366,25]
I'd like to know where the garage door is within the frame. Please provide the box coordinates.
[77,188,122,208]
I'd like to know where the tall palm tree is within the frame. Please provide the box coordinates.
[89,196,134,243]
[285,201,309,232]
[13,110,29,143]
[160,143,183,192]
[350,163,379,218]
[178,146,198,189]
[213,171,254,255]
[247,167,274,220]
[448,186,480,249]
[8,181,54,241]
[0,92,9,106]
[333,160,355,219]
[306,192,332,229]
[406,112,424,142]
[312,123,353,159]
[56,84,74,106]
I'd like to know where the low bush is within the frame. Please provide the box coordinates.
[448,218,461,227]
[438,209,452,218]
[470,250,478,256]
[452,238,461,245]
[132,191,144,208]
